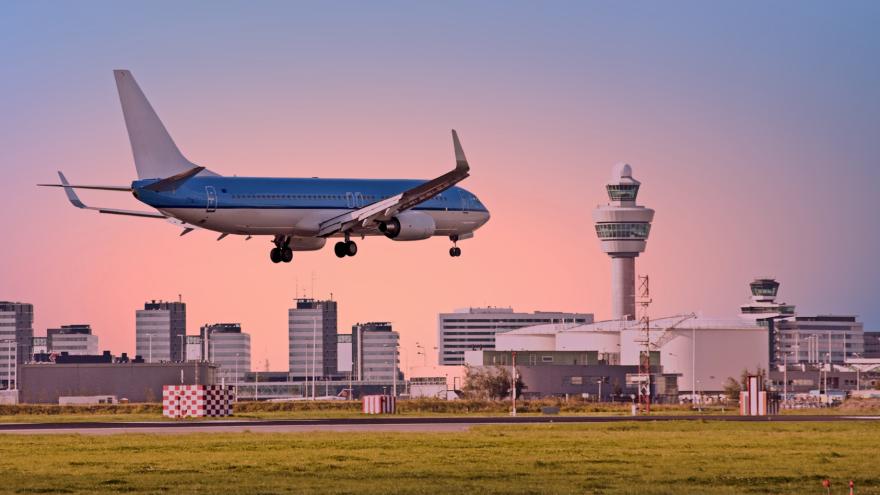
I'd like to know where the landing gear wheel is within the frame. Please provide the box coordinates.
[346,241,358,257]
[334,242,347,258]
[281,248,293,263]
[270,247,282,263]
[449,247,461,257]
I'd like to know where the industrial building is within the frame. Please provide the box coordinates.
[592,163,654,321]
[288,298,338,378]
[46,324,99,355]
[19,360,216,404]
[200,323,251,383]
[472,316,767,395]
[437,307,593,365]
[352,322,400,382]
[0,301,33,389]
[135,300,186,363]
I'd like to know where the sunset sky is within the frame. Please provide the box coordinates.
[2,1,878,374]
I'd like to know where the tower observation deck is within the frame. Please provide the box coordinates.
[592,163,655,320]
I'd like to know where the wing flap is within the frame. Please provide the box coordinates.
[317,130,471,237]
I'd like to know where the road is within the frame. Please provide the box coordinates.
[1,414,878,435]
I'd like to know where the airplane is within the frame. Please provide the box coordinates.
[40,70,490,264]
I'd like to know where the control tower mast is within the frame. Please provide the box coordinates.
[592,163,655,321]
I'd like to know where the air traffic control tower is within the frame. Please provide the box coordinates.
[592,163,655,320]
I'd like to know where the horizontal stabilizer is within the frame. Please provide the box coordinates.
[52,171,166,219]
[37,183,131,192]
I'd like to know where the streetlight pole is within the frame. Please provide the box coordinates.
[511,351,517,417]
[148,333,153,363]
[311,317,317,400]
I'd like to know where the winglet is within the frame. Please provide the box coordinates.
[57,172,87,209]
[452,130,469,172]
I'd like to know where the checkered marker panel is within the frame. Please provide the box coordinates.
[163,385,234,418]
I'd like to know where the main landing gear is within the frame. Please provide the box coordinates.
[449,235,462,257]
[270,236,293,264]
[334,233,358,258]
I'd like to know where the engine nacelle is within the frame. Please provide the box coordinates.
[378,211,436,241]
[289,237,326,251]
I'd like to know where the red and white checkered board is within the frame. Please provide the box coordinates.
[163,385,234,418]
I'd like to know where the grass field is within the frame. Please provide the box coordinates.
[1,421,879,494]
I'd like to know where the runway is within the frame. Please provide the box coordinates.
[1,414,878,435]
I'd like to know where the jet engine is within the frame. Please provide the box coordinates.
[378,211,436,241]
[289,237,326,251]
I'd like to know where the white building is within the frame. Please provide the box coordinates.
[135,300,186,363]
[46,324,99,355]
[337,334,353,375]
[185,335,204,362]
[437,307,593,365]
[202,323,251,383]
[490,316,768,394]
[288,298,338,378]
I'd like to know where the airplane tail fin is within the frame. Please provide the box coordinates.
[114,70,218,179]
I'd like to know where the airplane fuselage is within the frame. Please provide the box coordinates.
[133,176,490,238]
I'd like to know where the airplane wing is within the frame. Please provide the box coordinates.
[49,171,167,219]
[317,130,471,237]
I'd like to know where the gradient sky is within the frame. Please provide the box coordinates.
[2,1,878,375]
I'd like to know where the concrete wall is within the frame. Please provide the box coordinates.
[19,362,217,404]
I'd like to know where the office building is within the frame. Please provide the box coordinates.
[337,334,353,374]
[865,332,880,358]
[0,301,34,389]
[135,300,186,363]
[288,298,337,378]
[738,278,865,366]
[201,323,251,383]
[592,163,655,321]
[46,324,99,356]
[352,322,399,382]
[437,307,593,365]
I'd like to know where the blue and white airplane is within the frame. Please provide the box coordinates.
[40,70,490,263]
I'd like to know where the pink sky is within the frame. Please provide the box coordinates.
[2,2,878,375]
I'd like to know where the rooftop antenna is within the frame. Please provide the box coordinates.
[178,294,182,303]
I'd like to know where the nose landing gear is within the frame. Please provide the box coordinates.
[449,234,462,257]
[270,236,293,263]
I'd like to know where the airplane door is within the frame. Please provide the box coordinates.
[346,192,354,208]
[206,186,217,213]
[354,192,364,208]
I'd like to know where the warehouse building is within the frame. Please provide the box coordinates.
[19,361,216,404]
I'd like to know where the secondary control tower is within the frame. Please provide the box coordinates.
[592,163,655,320]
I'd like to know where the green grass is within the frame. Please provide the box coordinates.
[1,422,879,494]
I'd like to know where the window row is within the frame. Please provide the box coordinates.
[594,222,651,239]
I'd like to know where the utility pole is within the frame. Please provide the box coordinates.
[637,275,652,414]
